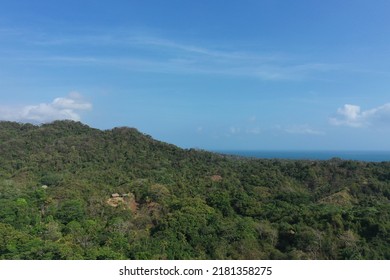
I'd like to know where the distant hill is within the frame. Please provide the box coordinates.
[0,120,389,259]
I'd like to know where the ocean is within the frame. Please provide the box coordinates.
[215,150,390,162]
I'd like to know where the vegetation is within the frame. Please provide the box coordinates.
[1,120,389,259]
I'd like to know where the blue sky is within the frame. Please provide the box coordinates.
[1,0,390,150]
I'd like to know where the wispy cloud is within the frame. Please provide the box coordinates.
[255,63,340,81]
[284,124,325,135]
[0,92,92,123]
[229,126,241,134]
[196,126,204,133]
[330,103,390,128]
[3,28,340,81]
[32,34,276,62]
[226,124,262,136]
[127,38,339,80]
[246,127,262,135]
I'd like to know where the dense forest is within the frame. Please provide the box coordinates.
[0,120,389,260]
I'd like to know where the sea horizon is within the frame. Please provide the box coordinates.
[213,150,390,162]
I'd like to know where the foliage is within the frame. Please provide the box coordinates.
[0,120,390,259]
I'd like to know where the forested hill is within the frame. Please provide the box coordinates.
[0,120,389,260]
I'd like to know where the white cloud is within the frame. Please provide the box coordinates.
[0,93,92,123]
[330,103,390,127]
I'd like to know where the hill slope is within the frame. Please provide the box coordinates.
[0,120,389,259]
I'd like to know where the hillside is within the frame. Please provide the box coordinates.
[0,120,389,259]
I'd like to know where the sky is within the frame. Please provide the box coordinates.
[1,0,390,150]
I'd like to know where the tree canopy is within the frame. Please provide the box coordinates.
[1,120,389,259]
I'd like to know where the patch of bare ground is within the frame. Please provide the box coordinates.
[106,192,138,213]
